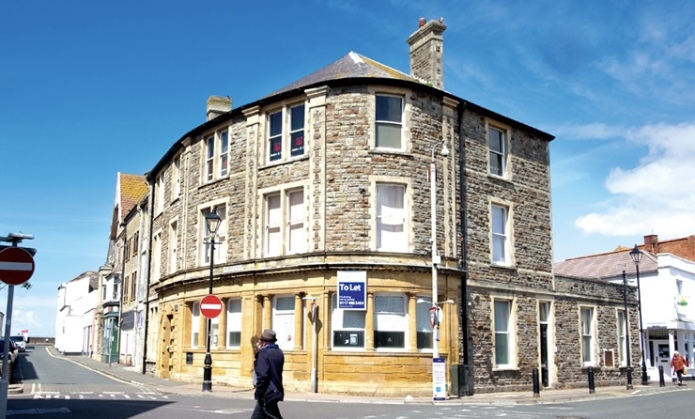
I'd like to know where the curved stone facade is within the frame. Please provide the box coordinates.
[147,81,463,396]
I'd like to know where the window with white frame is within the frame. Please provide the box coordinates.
[264,189,306,257]
[204,134,215,182]
[494,299,514,367]
[273,296,295,350]
[374,294,406,349]
[130,271,137,304]
[172,154,181,200]
[265,193,282,256]
[200,205,227,265]
[491,204,509,264]
[226,299,242,348]
[210,315,219,349]
[219,130,229,178]
[203,129,230,182]
[488,125,507,177]
[618,310,627,366]
[168,220,178,274]
[111,278,119,300]
[191,301,200,348]
[268,104,305,162]
[331,294,366,349]
[581,307,595,364]
[376,183,407,252]
[156,175,165,213]
[152,231,162,282]
[287,189,306,254]
[416,296,433,350]
[375,95,403,150]
[289,105,305,157]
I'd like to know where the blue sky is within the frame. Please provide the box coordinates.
[1,1,694,338]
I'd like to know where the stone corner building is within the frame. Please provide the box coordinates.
[110,19,635,396]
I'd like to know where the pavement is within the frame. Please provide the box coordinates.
[10,346,691,405]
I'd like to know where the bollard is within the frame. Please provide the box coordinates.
[658,365,665,387]
[587,366,595,394]
[532,368,540,398]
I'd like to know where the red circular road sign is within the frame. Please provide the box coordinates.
[0,247,35,286]
[200,294,223,319]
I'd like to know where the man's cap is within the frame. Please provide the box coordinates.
[259,329,277,342]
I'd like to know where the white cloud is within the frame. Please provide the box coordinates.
[1,293,57,337]
[552,122,626,140]
[576,122,695,237]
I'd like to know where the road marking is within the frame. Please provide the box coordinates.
[8,407,71,415]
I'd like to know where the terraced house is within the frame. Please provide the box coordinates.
[89,19,638,396]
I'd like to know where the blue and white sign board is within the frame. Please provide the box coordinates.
[337,270,366,310]
[433,357,447,401]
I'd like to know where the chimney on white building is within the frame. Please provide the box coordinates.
[206,95,232,121]
[406,17,447,90]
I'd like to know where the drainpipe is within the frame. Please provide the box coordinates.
[142,175,155,374]
[113,221,127,366]
[457,101,471,396]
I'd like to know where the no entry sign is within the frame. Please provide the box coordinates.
[200,294,223,319]
[0,247,35,286]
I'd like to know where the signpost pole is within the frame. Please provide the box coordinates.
[0,233,34,419]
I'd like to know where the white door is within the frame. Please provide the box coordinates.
[654,340,672,379]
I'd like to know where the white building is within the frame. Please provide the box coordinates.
[639,253,695,377]
[55,271,98,355]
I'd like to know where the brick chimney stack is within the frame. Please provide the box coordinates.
[643,234,659,253]
[206,95,232,121]
[406,17,447,90]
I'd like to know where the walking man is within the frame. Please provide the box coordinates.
[252,330,284,419]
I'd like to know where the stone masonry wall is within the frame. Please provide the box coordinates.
[146,83,465,396]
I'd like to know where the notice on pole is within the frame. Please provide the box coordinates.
[433,357,446,401]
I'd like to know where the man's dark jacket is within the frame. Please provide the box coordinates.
[254,343,284,401]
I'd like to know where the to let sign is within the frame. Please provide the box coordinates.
[0,247,35,286]
[337,270,366,310]
[200,294,223,319]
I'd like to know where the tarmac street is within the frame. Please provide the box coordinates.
[9,344,689,406]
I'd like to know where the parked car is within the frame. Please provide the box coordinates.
[10,336,25,352]
[0,339,18,364]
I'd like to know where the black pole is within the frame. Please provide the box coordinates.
[202,236,215,392]
[622,270,633,390]
[588,366,595,393]
[658,365,665,387]
[532,367,540,398]
[635,263,648,385]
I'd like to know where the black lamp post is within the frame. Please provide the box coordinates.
[621,269,633,390]
[202,210,221,392]
[629,245,649,385]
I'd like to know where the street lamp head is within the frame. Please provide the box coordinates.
[205,210,222,236]
[441,143,450,157]
[630,245,642,266]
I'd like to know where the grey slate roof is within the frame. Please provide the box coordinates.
[554,248,658,280]
[267,52,420,97]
